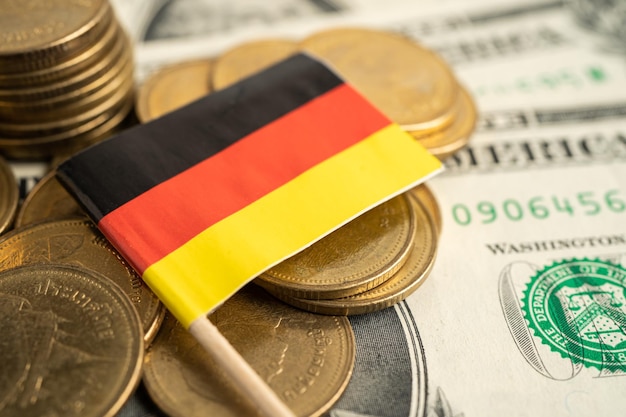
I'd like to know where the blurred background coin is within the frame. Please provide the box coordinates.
[135,58,214,123]
[212,39,299,90]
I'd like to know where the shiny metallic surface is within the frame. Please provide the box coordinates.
[136,58,213,123]
[0,219,165,345]
[301,28,458,133]
[144,285,355,417]
[0,264,143,417]
[212,39,300,90]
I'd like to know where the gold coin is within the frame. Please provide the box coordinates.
[0,11,118,88]
[410,86,477,160]
[0,0,112,73]
[0,60,133,137]
[0,23,126,105]
[0,28,130,127]
[0,156,18,236]
[0,81,134,159]
[258,194,415,300]
[409,184,441,235]
[7,51,134,122]
[143,285,355,417]
[264,192,437,315]
[0,219,165,344]
[55,90,135,151]
[212,39,299,90]
[0,44,133,136]
[136,59,213,123]
[41,94,135,160]
[300,28,458,133]
[15,170,85,227]
[0,263,143,417]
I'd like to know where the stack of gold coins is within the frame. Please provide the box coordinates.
[136,30,476,160]
[11,167,358,416]
[255,185,441,315]
[0,0,134,159]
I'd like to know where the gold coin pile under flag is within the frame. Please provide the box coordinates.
[256,185,440,315]
[0,0,134,159]
[0,264,144,417]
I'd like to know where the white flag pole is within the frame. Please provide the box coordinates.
[189,316,296,417]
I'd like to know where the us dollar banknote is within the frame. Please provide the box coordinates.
[423,114,626,417]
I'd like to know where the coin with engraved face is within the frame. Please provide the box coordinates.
[0,219,165,344]
[143,285,355,417]
[0,264,143,417]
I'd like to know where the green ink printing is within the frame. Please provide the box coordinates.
[521,259,626,373]
[451,189,625,226]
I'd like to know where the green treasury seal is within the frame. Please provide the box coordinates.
[522,258,626,373]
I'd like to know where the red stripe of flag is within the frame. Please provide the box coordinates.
[99,83,391,274]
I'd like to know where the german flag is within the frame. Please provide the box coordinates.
[57,54,442,328]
